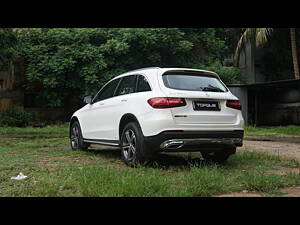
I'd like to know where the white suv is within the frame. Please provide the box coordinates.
[69,67,244,165]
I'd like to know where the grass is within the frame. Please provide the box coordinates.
[0,124,69,136]
[1,124,300,197]
[245,125,300,136]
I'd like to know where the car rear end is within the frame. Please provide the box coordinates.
[141,68,244,153]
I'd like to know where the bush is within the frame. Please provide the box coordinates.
[211,66,246,84]
[192,64,247,85]
[0,109,35,127]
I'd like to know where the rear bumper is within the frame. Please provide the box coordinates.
[144,130,244,152]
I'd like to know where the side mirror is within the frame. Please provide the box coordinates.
[83,96,93,104]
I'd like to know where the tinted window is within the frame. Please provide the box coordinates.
[136,75,151,92]
[115,75,137,96]
[162,72,227,92]
[93,78,121,102]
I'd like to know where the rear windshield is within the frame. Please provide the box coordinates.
[162,72,228,92]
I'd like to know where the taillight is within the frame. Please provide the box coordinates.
[147,97,186,108]
[226,100,242,110]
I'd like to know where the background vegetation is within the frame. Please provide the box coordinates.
[1,28,299,123]
[5,28,244,111]
[2,28,299,103]
[0,108,35,127]
[0,28,17,66]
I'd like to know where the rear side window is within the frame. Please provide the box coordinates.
[136,75,151,92]
[115,75,137,96]
[93,78,121,102]
[162,72,228,92]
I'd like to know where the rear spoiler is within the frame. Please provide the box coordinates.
[161,69,220,79]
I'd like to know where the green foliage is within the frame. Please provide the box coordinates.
[0,108,35,127]
[180,28,226,65]
[0,28,18,66]
[16,28,227,107]
[192,63,246,84]
[214,28,244,61]
[239,170,285,192]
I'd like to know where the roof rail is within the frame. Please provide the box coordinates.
[125,67,160,74]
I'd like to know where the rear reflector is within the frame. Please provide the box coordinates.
[148,97,186,108]
[162,130,184,134]
[226,100,242,110]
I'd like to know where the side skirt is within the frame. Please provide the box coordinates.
[83,138,120,147]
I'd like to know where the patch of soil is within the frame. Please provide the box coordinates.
[245,135,300,144]
[216,192,263,197]
[265,167,300,175]
[37,155,96,168]
[37,156,70,168]
[279,186,300,197]
[216,186,300,197]
[6,152,22,156]
[239,140,300,161]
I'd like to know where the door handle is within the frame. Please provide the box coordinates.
[121,99,127,102]
[99,103,104,106]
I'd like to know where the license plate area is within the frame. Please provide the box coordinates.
[193,101,220,111]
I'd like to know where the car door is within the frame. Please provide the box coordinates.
[112,75,138,137]
[80,78,121,140]
[91,75,138,141]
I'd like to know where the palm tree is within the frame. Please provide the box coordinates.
[290,28,300,79]
[234,28,273,65]
[234,28,300,80]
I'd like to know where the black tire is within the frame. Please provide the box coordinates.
[70,121,90,151]
[120,122,154,166]
[201,147,236,164]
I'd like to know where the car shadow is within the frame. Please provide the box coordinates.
[148,153,215,169]
[86,146,121,158]
[85,146,216,169]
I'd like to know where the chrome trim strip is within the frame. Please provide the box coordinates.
[83,139,119,147]
[160,138,242,150]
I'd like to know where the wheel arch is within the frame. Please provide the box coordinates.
[119,113,143,140]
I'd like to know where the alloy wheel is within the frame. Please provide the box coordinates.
[122,129,137,161]
[71,125,80,149]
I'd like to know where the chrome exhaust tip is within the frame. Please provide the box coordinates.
[160,140,184,150]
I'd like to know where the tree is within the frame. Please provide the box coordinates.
[16,28,226,117]
[234,28,300,80]
[234,28,273,64]
[0,29,18,91]
[215,28,244,64]
[0,28,17,65]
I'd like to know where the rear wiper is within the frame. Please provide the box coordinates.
[202,87,224,92]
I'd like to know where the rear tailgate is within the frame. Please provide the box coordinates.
[156,69,239,125]
[164,91,238,124]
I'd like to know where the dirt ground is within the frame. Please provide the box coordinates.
[216,135,300,197]
[241,138,300,161]
[216,186,300,197]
